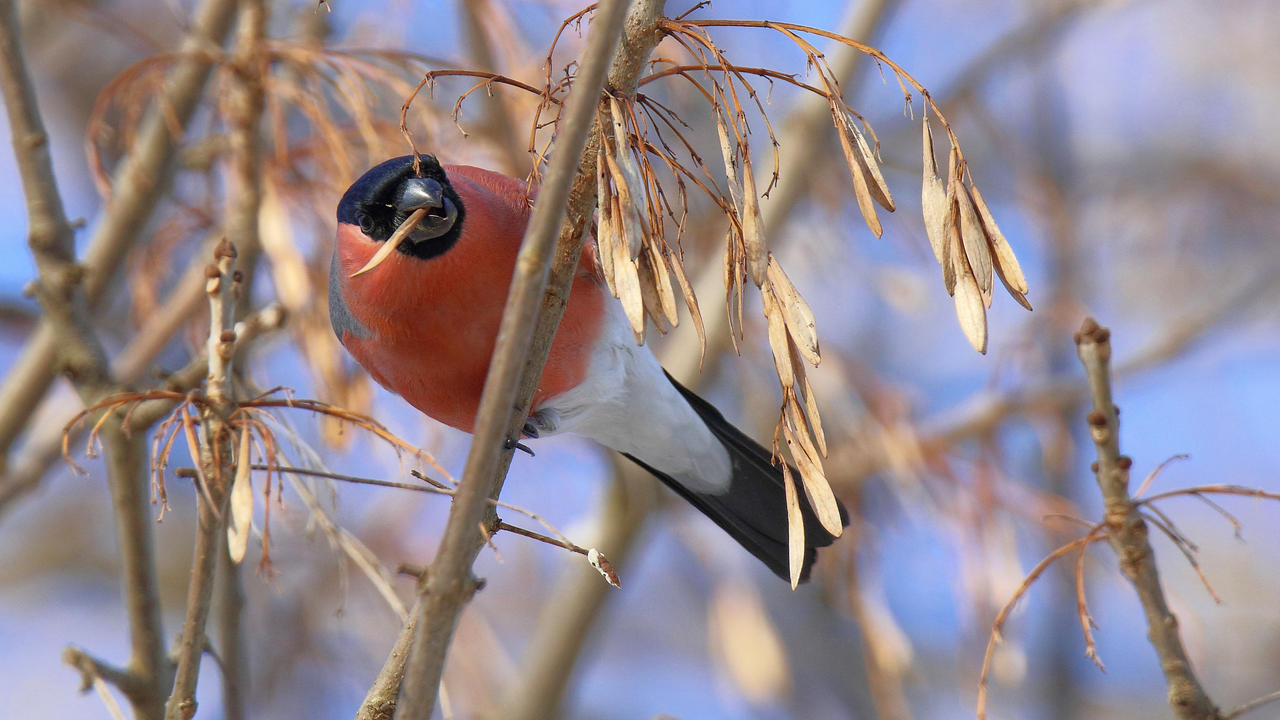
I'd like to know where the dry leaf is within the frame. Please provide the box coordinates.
[780,462,804,590]
[921,118,948,264]
[587,548,621,588]
[765,255,820,366]
[227,428,254,564]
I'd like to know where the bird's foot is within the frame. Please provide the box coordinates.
[522,409,559,439]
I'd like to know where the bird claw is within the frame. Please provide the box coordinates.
[504,437,535,456]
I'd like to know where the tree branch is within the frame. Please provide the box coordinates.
[0,0,238,467]
[394,2,661,718]
[1,3,171,716]
[1075,317,1220,720]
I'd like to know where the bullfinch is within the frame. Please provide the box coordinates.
[329,155,846,582]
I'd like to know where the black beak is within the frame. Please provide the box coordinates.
[397,177,444,213]
[396,177,458,241]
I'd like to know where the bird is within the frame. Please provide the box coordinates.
[329,154,846,582]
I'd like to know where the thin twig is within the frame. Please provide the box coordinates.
[1074,318,1220,720]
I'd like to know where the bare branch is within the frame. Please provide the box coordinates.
[1075,318,1220,720]
[0,0,238,466]
[394,2,659,717]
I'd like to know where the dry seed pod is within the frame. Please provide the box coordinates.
[648,241,679,328]
[950,246,988,354]
[783,389,822,469]
[781,421,844,537]
[597,145,618,296]
[956,183,993,295]
[741,153,768,287]
[833,100,882,237]
[846,115,895,212]
[941,198,959,296]
[665,247,706,363]
[762,285,795,390]
[227,428,254,564]
[603,146,645,260]
[715,110,744,212]
[608,96,649,259]
[970,183,1032,308]
[921,117,949,264]
[612,232,646,342]
[780,462,805,589]
[765,255,820,366]
[788,342,827,457]
[637,251,674,335]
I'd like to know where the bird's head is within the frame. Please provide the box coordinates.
[337,155,465,263]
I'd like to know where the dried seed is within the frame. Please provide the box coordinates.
[762,285,794,390]
[846,115,895,212]
[780,462,805,590]
[741,152,768,286]
[951,248,988,354]
[612,233,645,342]
[348,207,427,278]
[921,117,948,263]
[227,428,254,564]
[957,183,993,294]
[603,145,645,260]
[649,242,679,328]
[608,96,649,259]
[941,197,959,296]
[969,183,1030,298]
[834,101,882,238]
[666,246,706,365]
[789,343,827,457]
[637,251,673,335]
[766,255,820,366]
[781,420,844,537]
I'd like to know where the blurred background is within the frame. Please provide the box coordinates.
[1,0,1278,718]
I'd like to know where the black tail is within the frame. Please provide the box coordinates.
[623,373,848,583]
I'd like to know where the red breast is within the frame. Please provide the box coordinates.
[333,164,607,432]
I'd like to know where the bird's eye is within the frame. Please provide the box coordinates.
[356,211,376,235]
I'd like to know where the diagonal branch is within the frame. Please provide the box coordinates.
[392,2,665,718]
[1075,317,1221,720]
